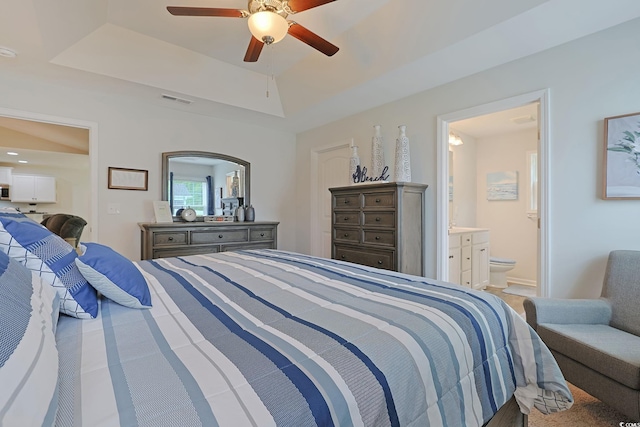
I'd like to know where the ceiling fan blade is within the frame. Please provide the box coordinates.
[244,37,264,62]
[166,6,246,18]
[287,23,339,57]
[286,0,336,13]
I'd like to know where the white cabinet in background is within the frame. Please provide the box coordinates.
[0,167,13,185]
[448,228,490,290]
[11,175,56,203]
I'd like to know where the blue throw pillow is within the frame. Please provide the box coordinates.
[76,243,151,309]
[0,212,98,319]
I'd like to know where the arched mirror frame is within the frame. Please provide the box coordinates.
[162,151,250,219]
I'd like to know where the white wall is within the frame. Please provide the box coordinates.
[0,72,297,261]
[296,18,640,298]
[449,131,478,227]
[475,129,538,284]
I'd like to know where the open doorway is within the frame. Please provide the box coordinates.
[0,107,98,241]
[436,90,550,298]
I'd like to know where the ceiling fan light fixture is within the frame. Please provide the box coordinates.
[248,11,289,44]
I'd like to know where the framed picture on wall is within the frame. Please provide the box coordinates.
[108,167,148,191]
[603,111,640,199]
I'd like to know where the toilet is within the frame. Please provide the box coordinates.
[489,257,517,288]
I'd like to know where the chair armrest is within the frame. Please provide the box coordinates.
[523,297,612,331]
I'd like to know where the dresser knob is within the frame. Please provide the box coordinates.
[344,199,349,204]
[341,255,346,260]
[260,233,265,237]
[344,233,349,237]
[375,198,381,203]
[168,237,174,241]
[375,236,380,240]
[375,217,381,222]
[449,255,454,259]
[377,260,383,265]
[344,216,349,221]
[218,234,223,238]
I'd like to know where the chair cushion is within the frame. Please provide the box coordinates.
[538,323,640,390]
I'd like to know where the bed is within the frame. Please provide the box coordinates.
[0,210,573,426]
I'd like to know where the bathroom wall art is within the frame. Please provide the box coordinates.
[603,111,640,199]
[487,171,518,201]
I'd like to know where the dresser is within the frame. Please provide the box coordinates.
[139,221,278,260]
[448,227,490,289]
[330,182,428,276]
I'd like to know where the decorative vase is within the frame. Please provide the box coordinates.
[371,125,385,179]
[245,205,255,222]
[236,205,245,222]
[394,125,411,182]
[349,145,360,184]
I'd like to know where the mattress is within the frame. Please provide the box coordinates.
[54,249,572,426]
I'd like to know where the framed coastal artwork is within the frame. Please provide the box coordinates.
[487,171,518,201]
[603,111,640,199]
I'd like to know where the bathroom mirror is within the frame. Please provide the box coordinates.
[162,151,250,219]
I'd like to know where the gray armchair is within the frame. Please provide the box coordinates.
[524,250,640,421]
[41,213,87,248]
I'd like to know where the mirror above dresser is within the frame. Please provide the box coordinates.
[162,151,250,219]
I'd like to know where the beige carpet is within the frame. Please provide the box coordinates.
[528,383,631,426]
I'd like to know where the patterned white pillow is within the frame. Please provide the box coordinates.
[0,250,59,426]
[0,212,98,319]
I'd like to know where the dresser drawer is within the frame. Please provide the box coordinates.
[333,193,360,210]
[191,229,248,244]
[363,191,396,208]
[334,227,360,243]
[363,211,395,227]
[363,229,395,246]
[250,228,275,241]
[334,211,360,226]
[153,232,188,246]
[153,245,219,259]
[334,245,395,271]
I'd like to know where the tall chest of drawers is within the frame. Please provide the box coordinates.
[330,182,428,276]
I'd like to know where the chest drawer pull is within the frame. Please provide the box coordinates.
[341,255,346,260]
[218,234,224,238]
[377,260,383,265]
[375,217,381,222]
[344,216,350,221]
[260,233,265,237]
[375,198,381,203]
[375,236,380,240]
[449,255,454,259]
[168,237,174,241]
[344,233,349,237]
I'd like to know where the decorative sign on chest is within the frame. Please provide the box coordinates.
[353,165,389,184]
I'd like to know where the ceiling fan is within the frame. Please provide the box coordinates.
[167,0,340,62]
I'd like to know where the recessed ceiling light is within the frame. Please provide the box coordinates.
[18,160,28,164]
[7,152,18,156]
[0,47,17,58]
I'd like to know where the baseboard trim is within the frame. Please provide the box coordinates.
[506,276,536,287]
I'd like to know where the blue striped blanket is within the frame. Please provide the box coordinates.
[55,250,572,426]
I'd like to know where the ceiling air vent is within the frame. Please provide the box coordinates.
[161,94,194,105]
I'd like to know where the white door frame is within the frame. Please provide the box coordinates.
[436,89,551,296]
[309,139,353,256]
[0,107,99,241]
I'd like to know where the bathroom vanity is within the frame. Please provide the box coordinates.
[448,227,490,290]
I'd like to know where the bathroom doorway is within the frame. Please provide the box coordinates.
[436,90,550,298]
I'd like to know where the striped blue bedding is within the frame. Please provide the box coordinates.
[54,249,572,426]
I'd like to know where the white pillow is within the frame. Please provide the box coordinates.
[0,250,59,426]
